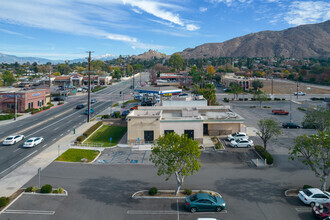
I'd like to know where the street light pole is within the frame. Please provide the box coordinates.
[296,80,299,99]
[87,51,92,123]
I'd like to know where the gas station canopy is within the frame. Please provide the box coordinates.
[134,86,182,95]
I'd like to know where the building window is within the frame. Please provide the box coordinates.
[144,131,154,143]
[164,130,174,135]
[7,103,14,109]
[184,130,194,140]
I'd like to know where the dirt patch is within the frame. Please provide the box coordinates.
[0,189,24,212]
[260,79,330,94]
[285,189,299,197]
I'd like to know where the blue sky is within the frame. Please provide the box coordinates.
[0,0,329,60]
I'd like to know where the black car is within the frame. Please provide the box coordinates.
[121,110,130,117]
[282,122,300,128]
[75,104,85,109]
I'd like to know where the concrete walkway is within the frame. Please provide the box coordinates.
[0,121,98,197]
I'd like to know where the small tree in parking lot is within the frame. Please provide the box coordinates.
[257,118,282,151]
[150,132,201,196]
[253,91,268,108]
[289,131,330,191]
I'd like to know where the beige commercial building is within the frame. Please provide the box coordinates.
[221,73,253,90]
[126,106,244,145]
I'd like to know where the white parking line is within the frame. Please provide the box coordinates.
[0,150,38,175]
[54,127,59,131]
[13,148,21,153]
[60,134,64,137]
[3,210,55,215]
[126,210,227,215]
[42,145,47,148]
[52,138,56,141]
[295,207,311,212]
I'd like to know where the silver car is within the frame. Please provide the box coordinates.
[230,138,254,148]
[298,188,330,206]
[23,137,44,148]
[2,135,25,145]
[227,132,248,141]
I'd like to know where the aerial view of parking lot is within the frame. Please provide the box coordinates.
[0,1,329,220]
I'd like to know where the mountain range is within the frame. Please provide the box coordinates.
[1,20,329,64]
[178,20,330,59]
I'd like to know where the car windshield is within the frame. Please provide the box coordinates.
[324,192,330,197]
[190,195,198,202]
[6,137,13,140]
[26,140,33,142]
[303,189,312,196]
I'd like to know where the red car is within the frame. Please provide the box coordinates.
[272,109,289,115]
[313,203,330,219]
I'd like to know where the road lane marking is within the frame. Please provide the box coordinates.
[52,138,56,141]
[13,148,21,153]
[60,134,64,137]
[42,145,47,148]
[54,127,59,131]
[3,210,55,215]
[0,150,38,175]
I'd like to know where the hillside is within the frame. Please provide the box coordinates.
[179,20,330,59]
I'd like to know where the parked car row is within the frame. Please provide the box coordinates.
[2,135,43,148]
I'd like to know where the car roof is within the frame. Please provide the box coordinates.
[6,136,15,138]
[307,188,324,194]
[194,193,213,200]
[236,132,246,135]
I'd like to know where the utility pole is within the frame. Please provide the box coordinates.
[133,72,135,90]
[87,51,92,123]
[271,77,274,96]
[296,79,299,99]
[14,92,17,120]
[290,88,292,122]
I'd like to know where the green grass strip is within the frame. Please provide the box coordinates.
[56,149,99,162]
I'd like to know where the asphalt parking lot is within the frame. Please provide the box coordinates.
[0,147,319,220]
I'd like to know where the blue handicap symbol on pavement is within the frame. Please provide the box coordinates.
[130,160,138,164]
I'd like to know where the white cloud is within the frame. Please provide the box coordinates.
[123,0,185,26]
[186,24,200,31]
[199,7,208,12]
[284,1,330,26]
[0,28,34,39]
[0,0,172,50]
[132,8,142,14]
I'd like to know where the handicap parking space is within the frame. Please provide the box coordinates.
[0,194,66,220]
[95,147,152,165]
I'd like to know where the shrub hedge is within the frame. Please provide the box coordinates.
[0,114,15,121]
[184,188,192,195]
[76,135,86,143]
[25,187,33,192]
[254,145,274,165]
[303,185,313,189]
[223,98,229,102]
[149,187,158,196]
[82,121,103,137]
[40,184,52,193]
[0,197,10,208]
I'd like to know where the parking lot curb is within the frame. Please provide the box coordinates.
[285,189,299,197]
[0,191,24,215]
[23,189,68,197]
[132,190,222,199]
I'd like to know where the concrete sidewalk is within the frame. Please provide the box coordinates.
[0,120,98,197]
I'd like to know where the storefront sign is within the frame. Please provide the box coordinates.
[7,94,20,97]
[32,93,40,96]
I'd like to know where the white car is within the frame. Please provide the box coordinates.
[2,135,25,145]
[298,188,330,206]
[23,137,44,148]
[294,91,306,96]
[77,88,82,92]
[230,138,254,148]
[227,132,248,141]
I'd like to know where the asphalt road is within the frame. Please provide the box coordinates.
[0,72,149,179]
